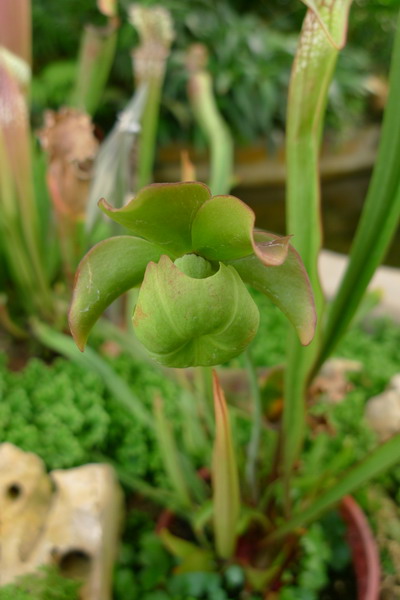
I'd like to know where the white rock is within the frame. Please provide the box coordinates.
[389,373,400,392]
[0,443,123,600]
[365,377,400,440]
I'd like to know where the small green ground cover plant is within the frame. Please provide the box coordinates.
[0,566,81,600]
[0,350,186,484]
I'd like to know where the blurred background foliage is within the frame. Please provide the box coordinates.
[31,0,399,147]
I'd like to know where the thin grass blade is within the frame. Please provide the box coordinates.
[212,371,240,559]
[315,12,400,372]
[268,433,400,542]
[71,20,118,116]
[153,395,193,509]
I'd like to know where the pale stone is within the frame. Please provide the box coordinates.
[389,373,400,392]
[366,375,400,440]
[0,443,123,599]
[311,358,362,404]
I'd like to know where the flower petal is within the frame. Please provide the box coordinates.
[229,231,316,346]
[69,236,164,350]
[99,181,211,255]
[191,194,290,265]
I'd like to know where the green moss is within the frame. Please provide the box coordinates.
[0,566,81,600]
[0,352,184,485]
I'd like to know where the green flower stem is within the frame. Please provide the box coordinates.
[244,347,262,502]
[195,366,215,434]
[154,396,193,510]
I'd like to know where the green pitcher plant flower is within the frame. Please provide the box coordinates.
[69,182,316,367]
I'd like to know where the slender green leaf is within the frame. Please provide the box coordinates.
[229,232,316,346]
[284,0,352,479]
[69,235,164,350]
[153,396,193,509]
[71,20,118,116]
[0,128,35,307]
[244,348,263,500]
[0,61,52,315]
[187,44,234,195]
[212,371,240,559]
[315,12,400,371]
[268,434,400,542]
[159,529,215,573]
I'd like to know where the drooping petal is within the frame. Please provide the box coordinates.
[132,255,260,367]
[69,236,164,350]
[254,229,292,266]
[99,181,211,256]
[191,194,290,265]
[229,231,316,346]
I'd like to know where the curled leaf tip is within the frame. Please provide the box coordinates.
[254,232,292,266]
[68,309,86,352]
[229,231,316,346]
[98,196,114,211]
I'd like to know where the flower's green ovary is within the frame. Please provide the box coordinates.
[133,257,260,367]
[154,260,187,346]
